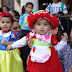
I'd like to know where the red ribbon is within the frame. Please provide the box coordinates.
[0,12,13,19]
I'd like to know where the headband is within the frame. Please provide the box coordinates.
[0,12,13,19]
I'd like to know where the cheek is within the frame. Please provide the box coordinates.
[34,28,38,32]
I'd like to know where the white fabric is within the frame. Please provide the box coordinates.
[0,30,11,37]
[30,33,52,63]
[45,2,68,14]
[12,36,27,48]
[54,40,67,51]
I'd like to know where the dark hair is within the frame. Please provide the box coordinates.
[2,6,10,11]
[2,15,14,23]
[12,10,19,16]
[0,8,3,12]
[22,2,33,14]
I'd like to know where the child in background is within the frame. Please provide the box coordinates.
[7,10,68,72]
[0,12,24,72]
[12,10,20,21]
[2,6,9,13]
[19,2,33,37]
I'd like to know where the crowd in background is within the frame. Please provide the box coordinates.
[0,0,72,72]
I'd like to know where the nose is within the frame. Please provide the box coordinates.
[40,24,44,29]
[4,23,7,26]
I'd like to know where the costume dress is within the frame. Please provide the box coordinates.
[11,31,67,72]
[0,30,24,72]
[26,32,63,72]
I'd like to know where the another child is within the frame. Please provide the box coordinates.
[7,10,68,72]
[12,10,20,21]
[19,2,33,37]
[0,12,24,72]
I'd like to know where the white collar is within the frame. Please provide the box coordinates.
[0,30,12,37]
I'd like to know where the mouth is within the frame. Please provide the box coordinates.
[40,30,44,31]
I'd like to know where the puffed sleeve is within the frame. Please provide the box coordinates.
[51,35,58,45]
[10,32,20,42]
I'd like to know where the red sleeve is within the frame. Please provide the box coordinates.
[51,35,58,45]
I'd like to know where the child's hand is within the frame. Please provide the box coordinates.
[1,40,7,45]
[26,38,33,49]
[49,27,58,35]
[6,45,13,51]
[61,33,68,41]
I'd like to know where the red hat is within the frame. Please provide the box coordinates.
[27,10,59,29]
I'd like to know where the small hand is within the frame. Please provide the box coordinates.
[1,40,7,45]
[62,33,68,41]
[26,38,33,49]
[49,27,58,35]
[6,45,13,51]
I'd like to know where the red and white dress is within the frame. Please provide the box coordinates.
[12,31,67,72]
[26,32,63,72]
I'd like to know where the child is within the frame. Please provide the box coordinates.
[0,12,24,72]
[45,0,68,16]
[12,10,20,21]
[19,2,33,37]
[7,10,68,72]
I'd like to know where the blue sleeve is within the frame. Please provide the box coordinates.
[10,32,20,42]
[19,14,24,27]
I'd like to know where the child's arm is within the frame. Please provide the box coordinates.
[51,33,68,51]
[6,36,27,51]
[1,40,13,46]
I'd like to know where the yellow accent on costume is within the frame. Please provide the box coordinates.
[0,49,24,72]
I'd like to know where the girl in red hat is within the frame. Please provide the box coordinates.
[7,10,68,72]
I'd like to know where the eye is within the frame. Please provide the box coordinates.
[7,22,10,23]
[44,24,47,26]
[37,24,40,26]
[14,27,17,30]
[1,21,4,23]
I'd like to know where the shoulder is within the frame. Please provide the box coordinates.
[24,13,29,16]
[0,30,12,37]
[51,34,57,40]
[26,31,35,38]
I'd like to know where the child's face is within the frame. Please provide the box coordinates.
[0,17,12,31]
[11,21,21,35]
[33,19,52,35]
[25,4,33,14]
[3,7,8,13]
[52,0,59,3]
[12,12,16,17]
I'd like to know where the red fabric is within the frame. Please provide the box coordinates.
[2,30,10,33]
[51,35,59,45]
[14,32,17,38]
[27,10,59,29]
[0,12,13,19]
[26,47,63,72]
[18,47,22,52]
